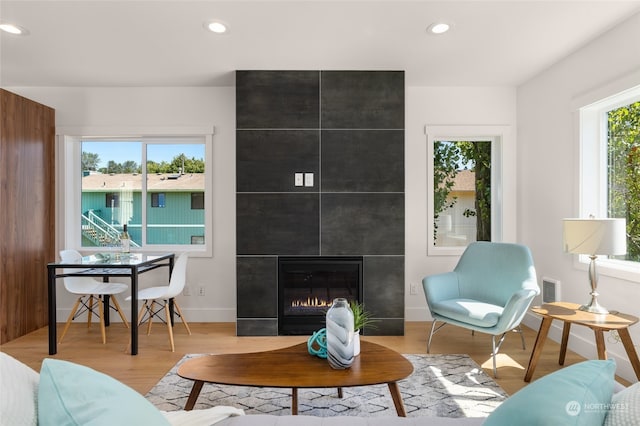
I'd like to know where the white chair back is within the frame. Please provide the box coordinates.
[165,253,189,299]
[59,249,101,294]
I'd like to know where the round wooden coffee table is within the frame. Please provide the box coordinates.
[177,340,414,416]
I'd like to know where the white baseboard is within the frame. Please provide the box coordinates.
[56,308,236,323]
[405,307,430,322]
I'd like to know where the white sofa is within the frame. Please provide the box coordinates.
[1,351,637,426]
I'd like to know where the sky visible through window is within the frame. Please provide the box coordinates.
[83,141,204,168]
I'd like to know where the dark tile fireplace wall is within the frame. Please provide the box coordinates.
[236,70,405,336]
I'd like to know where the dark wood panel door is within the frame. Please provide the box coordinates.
[0,89,55,343]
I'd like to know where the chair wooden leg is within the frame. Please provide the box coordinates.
[98,296,106,344]
[111,296,129,328]
[146,302,154,335]
[164,301,175,352]
[59,297,82,343]
[173,299,191,335]
[137,301,147,327]
[87,295,94,328]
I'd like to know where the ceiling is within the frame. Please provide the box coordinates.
[2,0,640,88]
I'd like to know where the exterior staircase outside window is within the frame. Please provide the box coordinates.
[81,210,140,248]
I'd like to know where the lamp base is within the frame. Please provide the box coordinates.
[578,255,609,315]
[579,299,609,315]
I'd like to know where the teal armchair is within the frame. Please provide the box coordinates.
[422,241,539,377]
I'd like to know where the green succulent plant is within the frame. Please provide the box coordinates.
[349,300,377,331]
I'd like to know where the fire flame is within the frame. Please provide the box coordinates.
[291,297,330,308]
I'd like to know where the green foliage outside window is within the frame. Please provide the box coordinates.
[608,101,640,261]
[433,140,492,245]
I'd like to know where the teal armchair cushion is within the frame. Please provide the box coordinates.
[429,299,502,327]
[423,242,539,336]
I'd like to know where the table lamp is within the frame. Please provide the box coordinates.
[563,217,627,314]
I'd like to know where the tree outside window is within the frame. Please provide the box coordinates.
[607,101,640,262]
[433,140,491,247]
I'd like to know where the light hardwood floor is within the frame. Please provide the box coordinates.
[0,321,601,397]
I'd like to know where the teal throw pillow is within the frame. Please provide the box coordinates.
[38,358,170,426]
[485,359,616,426]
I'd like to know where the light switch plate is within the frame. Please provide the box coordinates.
[304,173,314,187]
[294,173,304,187]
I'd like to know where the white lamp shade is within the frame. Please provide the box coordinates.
[563,218,627,255]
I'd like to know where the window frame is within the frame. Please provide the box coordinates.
[58,126,214,257]
[105,193,120,208]
[190,192,204,210]
[151,192,166,208]
[575,83,640,282]
[426,125,515,256]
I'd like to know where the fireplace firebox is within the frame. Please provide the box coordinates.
[278,256,363,335]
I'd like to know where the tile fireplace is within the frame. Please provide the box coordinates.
[236,70,405,336]
[278,256,362,335]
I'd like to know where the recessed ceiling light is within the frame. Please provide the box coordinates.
[205,21,228,34]
[0,23,29,35]
[427,22,451,35]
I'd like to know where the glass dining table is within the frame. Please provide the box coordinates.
[47,252,175,355]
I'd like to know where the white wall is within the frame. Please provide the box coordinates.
[9,86,238,322]
[8,11,640,385]
[8,84,517,326]
[517,13,640,382]
[405,86,517,320]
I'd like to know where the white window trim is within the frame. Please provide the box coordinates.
[425,125,515,256]
[56,126,214,258]
[574,79,640,283]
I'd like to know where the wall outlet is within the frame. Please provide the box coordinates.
[294,173,304,187]
[198,286,206,296]
[183,286,191,296]
[410,283,418,295]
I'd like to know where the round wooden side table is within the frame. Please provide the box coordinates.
[524,301,640,382]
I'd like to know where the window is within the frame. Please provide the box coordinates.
[105,193,120,208]
[579,84,640,276]
[191,192,204,210]
[62,128,213,255]
[432,140,492,248]
[151,193,165,208]
[426,126,513,256]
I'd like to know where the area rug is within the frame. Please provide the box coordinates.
[146,353,507,418]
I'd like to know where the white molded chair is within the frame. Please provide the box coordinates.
[127,252,191,352]
[422,242,540,377]
[58,249,130,344]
